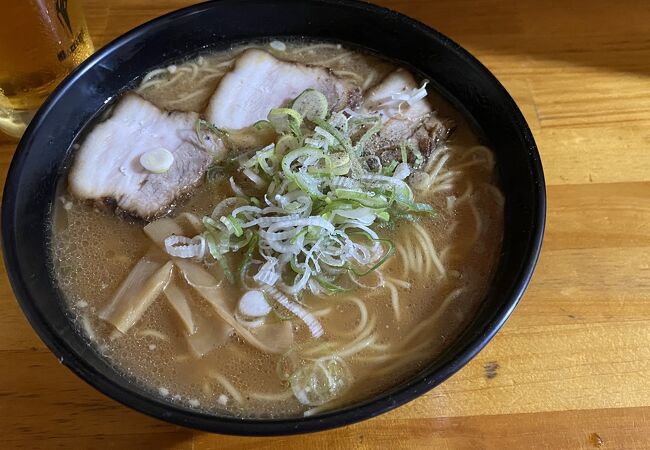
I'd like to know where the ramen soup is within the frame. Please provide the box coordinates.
[51,40,503,418]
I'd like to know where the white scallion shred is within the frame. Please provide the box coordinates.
[393,162,411,180]
[243,168,266,187]
[164,235,205,258]
[263,286,323,338]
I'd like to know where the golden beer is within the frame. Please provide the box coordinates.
[0,0,94,137]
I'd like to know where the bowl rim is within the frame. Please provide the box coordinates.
[2,0,545,436]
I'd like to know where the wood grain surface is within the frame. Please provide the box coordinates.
[1,0,649,448]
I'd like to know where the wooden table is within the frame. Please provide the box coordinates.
[1,0,649,448]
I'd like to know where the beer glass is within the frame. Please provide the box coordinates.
[0,0,94,138]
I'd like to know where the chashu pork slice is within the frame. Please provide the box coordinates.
[205,49,360,129]
[360,69,454,163]
[69,93,213,219]
[361,68,432,121]
[361,69,432,151]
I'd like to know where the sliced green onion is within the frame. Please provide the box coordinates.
[400,141,408,164]
[376,211,390,221]
[189,88,441,300]
[290,256,305,274]
[312,118,354,154]
[202,216,226,234]
[220,215,244,237]
[410,142,424,168]
[268,107,303,136]
[275,134,299,157]
[238,233,259,283]
[348,238,395,277]
[253,120,273,131]
[334,189,390,209]
[396,199,436,215]
[203,231,235,284]
[292,89,328,122]
[355,116,382,153]
[315,276,351,294]
[382,160,398,176]
[294,172,325,199]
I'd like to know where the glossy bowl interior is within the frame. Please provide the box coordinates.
[1,0,544,435]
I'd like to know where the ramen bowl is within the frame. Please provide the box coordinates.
[1,0,544,435]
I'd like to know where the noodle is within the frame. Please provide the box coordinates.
[362,70,377,90]
[430,183,454,194]
[389,278,411,289]
[455,181,474,204]
[209,371,244,404]
[469,199,483,244]
[412,223,445,277]
[248,390,294,401]
[386,280,401,321]
[427,153,451,185]
[462,145,494,169]
[332,316,377,358]
[165,87,212,105]
[334,297,369,336]
[336,334,376,358]
[484,183,505,208]
[287,43,343,54]
[137,329,169,341]
[312,307,333,317]
[397,288,464,349]
[332,69,364,83]
[396,243,410,279]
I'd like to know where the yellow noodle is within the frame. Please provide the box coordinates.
[424,146,450,172]
[312,307,333,318]
[427,153,451,185]
[137,329,169,341]
[483,183,505,208]
[387,281,401,321]
[468,199,482,244]
[362,70,377,90]
[398,288,464,348]
[313,52,354,67]
[165,87,212,106]
[332,69,364,83]
[412,223,444,276]
[430,183,454,194]
[455,181,474,203]
[435,170,461,185]
[248,390,294,401]
[208,371,244,404]
[141,68,168,83]
[412,242,424,274]
[396,243,410,279]
[339,297,369,336]
[336,334,376,358]
[388,277,411,289]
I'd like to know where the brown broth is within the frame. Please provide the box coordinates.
[50,40,503,418]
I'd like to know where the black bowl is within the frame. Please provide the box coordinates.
[1,0,544,436]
